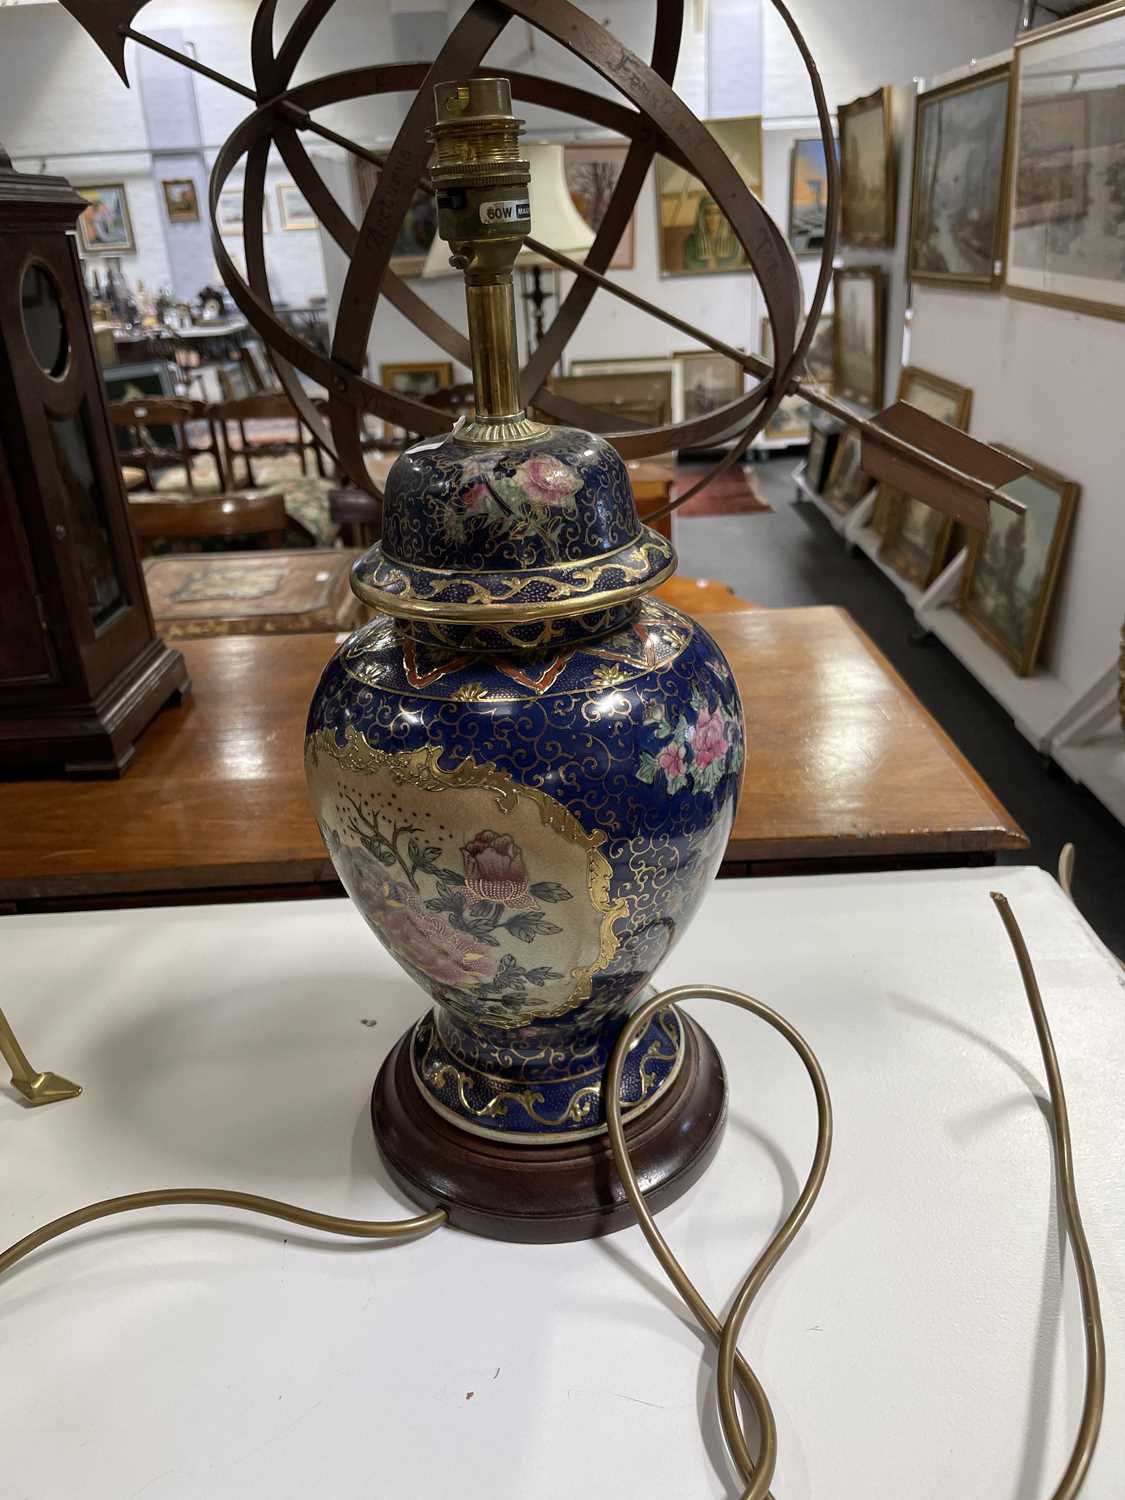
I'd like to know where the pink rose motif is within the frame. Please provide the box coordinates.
[462,829,533,907]
[379,903,495,988]
[460,480,491,513]
[692,705,730,770]
[514,455,582,508]
[656,741,687,782]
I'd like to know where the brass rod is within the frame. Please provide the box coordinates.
[0,1007,82,1106]
[0,1007,35,1082]
[122,27,259,100]
[465,277,522,419]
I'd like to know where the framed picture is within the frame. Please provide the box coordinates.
[839,87,896,247]
[277,182,317,231]
[877,367,973,587]
[76,184,134,254]
[564,142,635,270]
[656,116,763,275]
[570,356,685,423]
[756,320,817,442]
[551,370,674,430]
[806,311,835,386]
[675,349,745,424]
[908,65,1011,288]
[832,265,886,409]
[804,419,840,492]
[379,360,453,442]
[162,178,200,225]
[788,136,836,254]
[761,314,835,389]
[957,445,1079,675]
[1005,4,1125,321]
[217,189,245,235]
[822,431,874,514]
[356,160,437,277]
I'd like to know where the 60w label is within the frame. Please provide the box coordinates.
[480,199,530,226]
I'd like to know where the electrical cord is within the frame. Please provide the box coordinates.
[0,893,1105,1497]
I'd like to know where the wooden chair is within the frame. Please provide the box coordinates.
[212,391,330,488]
[109,397,226,494]
[129,491,289,556]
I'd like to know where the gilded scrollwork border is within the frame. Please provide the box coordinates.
[409,1011,685,1143]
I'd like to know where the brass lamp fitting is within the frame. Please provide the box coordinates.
[429,78,544,439]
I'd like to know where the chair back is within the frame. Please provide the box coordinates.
[129,490,288,553]
[109,397,224,494]
[211,391,330,488]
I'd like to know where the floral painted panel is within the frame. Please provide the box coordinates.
[637,685,744,795]
[308,743,622,1029]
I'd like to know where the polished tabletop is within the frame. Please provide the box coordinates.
[0,605,1024,908]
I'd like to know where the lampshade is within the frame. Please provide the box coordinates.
[422,140,595,278]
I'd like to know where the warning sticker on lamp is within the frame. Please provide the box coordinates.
[480,200,530,226]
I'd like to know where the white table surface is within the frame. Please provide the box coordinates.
[2,867,1123,1500]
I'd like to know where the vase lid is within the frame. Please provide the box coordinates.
[350,424,675,624]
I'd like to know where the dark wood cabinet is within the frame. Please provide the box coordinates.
[0,148,187,775]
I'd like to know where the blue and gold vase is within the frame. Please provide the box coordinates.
[305,78,742,1232]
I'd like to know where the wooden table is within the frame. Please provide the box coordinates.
[0,606,1024,911]
[143,549,368,639]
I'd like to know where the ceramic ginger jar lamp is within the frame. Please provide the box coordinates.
[305,77,744,1241]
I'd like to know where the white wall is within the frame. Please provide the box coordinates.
[763,0,1023,120]
[0,0,1026,361]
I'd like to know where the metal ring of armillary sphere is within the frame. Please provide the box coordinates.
[57,0,839,513]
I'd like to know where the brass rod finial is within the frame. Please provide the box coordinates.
[0,1007,81,1107]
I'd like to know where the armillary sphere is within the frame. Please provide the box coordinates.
[58,0,1029,528]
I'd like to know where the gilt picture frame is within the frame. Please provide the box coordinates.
[839,87,896,248]
[656,116,763,276]
[957,444,1079,675]
[1004,2,1125,322]
[908,65,1012,289]
[822,430,875,515]
[570,356,685,423]
[162,178,200,225]
[380,360,453,442]
[76,183,134,254]
[877,367,973,587]
[832,265,886,409]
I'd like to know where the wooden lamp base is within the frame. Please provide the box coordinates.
[371,1013,727,1243]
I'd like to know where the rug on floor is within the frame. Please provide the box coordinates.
[673,464,771,517]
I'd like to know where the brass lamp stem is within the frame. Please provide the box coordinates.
[465,276,521,420]
[429,77,545,442]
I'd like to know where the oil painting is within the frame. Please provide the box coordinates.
[76,184,134,253]
[908,66,1010,286]
[840,88,895,247]
[657,116,762,275]
[877,368,973,586]
[788,136,835,253]
[833,266,885,409]
[564,142,635,270]
[380,360,453,441]
[958,447,1079,675]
